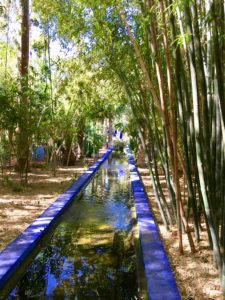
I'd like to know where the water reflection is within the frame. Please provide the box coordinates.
[8,157,137,299]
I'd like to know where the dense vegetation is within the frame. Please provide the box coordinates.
[0,0,224,292]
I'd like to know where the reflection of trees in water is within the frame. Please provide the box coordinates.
[11,228,73,298]
[12,241,137,299]
[12,248,53,298]
[51,248,137,299]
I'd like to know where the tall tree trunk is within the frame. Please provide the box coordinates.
[5,0,11,78]
[16,0,30,183]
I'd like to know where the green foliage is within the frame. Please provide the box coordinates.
[0,0,224,292]
[129,137,138,152]
[0,81,19,130]
[83,123,104,156]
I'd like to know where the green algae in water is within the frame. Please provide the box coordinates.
[8,158,138,299]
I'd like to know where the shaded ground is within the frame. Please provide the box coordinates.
[138,166,223,300]
[0,157,223,299]
[0,162,87,252]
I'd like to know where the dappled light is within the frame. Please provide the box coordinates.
[0,0,224,298]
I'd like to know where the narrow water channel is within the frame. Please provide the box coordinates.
[8,154,138,299]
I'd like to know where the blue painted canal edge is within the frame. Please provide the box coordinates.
[0,149,112,292]
[126,147,181,300]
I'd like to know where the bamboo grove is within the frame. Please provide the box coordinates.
[117,0,225,288]
[117,0,225,287]
[52,0,225,288]
[0,0,225,292]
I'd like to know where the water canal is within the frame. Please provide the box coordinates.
[8,154,138,299]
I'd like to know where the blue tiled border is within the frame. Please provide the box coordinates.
[0,149,112,291]
[126,147,181,300]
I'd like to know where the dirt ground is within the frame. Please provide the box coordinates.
[0,162,87,253]
[0,158,223,299]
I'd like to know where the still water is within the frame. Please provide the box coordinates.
[8,155,138,299]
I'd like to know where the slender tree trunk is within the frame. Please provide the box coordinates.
[169,0,200,242]
[5,0,11,78]
[120,11,162,114]
[16,0,30,183]
[211,1,225,126]
[46,20,54,110]
[140,91,174,225]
